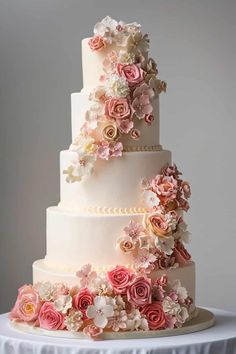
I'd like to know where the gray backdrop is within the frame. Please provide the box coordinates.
[0,0,235,314]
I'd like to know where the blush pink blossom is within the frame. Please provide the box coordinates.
[109,141,123,158]
[83,324,103,339]
[107,266,133,294]
[117,63,144,87]
[73,288,94,319]
[105,97,133,121]
[151,175,178,204]
[9,285,42,323]
[38,302,65,330]
[117,119,134,134]
[127,276,152,306]
[132,94,153,120]
[141,302,167,330]
[96,141,110,160]
[76,264,97,288]
[88,36,106,51]
[123,220,146,241]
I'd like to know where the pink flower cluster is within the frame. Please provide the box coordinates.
[10,265,192,339]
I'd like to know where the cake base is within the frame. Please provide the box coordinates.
[10,308,215,340]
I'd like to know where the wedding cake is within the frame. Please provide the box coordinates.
[10,17,197,339]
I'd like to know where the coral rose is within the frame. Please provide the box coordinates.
[145,212,171,238]
[130,128,141,140]
[72,288,94,319]
[127,276,152,306]
[83,324,103,339]
[9,285,41,322]
[105,97,133,121]
[141,302,167,330]
[151,175,178,201]
[38,302,65,330]
[88,35,106,51]
[107,265,133,294]
[173,241,191,266]
[117,63,144,87]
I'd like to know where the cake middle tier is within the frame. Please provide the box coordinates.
[60,149,171,211]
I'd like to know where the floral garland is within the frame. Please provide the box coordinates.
[63,16,166,183]
[10,264,193,339]
[117,164,192,272]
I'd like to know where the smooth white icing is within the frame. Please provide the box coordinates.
[60,150,171,210]
[71,91,160,147]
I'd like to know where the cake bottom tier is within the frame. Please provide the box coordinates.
[33,259,196,309]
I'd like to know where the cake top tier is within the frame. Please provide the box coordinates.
[82,16,165,93]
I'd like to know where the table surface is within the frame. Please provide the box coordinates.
[0,308,236,354]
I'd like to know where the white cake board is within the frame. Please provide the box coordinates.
[10,307,215,340]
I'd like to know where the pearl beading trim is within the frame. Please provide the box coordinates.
[123,144,162,152]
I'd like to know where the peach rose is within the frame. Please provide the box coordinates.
[173,241,191,266]
[9,285,42,322]
[105,97,133,121]
[182,181,191,199]
[102,123,119,141]
[141,302,167,330]
[107,265,133,294]
[88,36,106,51]
[118,236,136,254]
[145,212,171,238]
[151,175,178,200]
[38,302,65,330]
[72,288,94,319]
[117,63,144,87]
[127,276,152,306]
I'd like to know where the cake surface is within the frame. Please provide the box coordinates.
[10,16,196,339]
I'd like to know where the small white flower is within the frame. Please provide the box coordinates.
[71,152,96,179]
[54,295,72,314]
[117,51,135,64]
[65,309,83,332]
[126,309,149,331]
[86,296,114,328]
[106,74,130,97]
[176,306,189,324]
[94,16,118,43]
[155,235,175,256]
[92,273,113,295]
[171,280,188,301]
[142,190,160,209]
[175,221,191,243]
[37,282,54,301]
[134,248,157,270]
[107,309,128,332]
[162,296,181,316]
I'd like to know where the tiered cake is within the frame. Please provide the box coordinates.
[10,17,197,338]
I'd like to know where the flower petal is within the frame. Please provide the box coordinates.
[94,313,108,328]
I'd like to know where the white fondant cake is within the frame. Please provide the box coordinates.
[10,17,197,339]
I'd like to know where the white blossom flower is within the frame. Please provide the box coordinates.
[126,309,149,331]
[176,306,189,324]
[86,296,114,328]
[155,235,175,256]
[76,264,97,288]
[92,273,113,295]
[134,248,157,270]
[54,295,72,314]
[37,282,54,301]
[106,74,130,97]
[171,280,188,301]
[94,16,118,43]
[64,309,83,332]
[142,190,160,209]
[117,51,135,64]
[69,152,96,181]
[107,309,128,332]
[175,221,191,243]
[162,296,181,316]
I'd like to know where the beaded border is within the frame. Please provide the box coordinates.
[123,144,162,152]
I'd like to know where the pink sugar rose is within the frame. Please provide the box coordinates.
[117,63,144,87]
[107,266,133,294]
[73,288,94,319]
[145,212,171,238]
[173,241,191,266]
[38,302,65,330]
[141,302,167,330]
[145,114,154,126]
[105,97,133,121]
[88,35,106,51]
[127,276,152,306]
[130,128,141,140]
[9,285,42,323]
[83,324,103,339]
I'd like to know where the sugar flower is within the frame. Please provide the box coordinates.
[107,265,133,294]
[123,220,146,241]
[107,309,128,332]
[54,295,72,314]
[142,189,160,209]
[106,74,130,97]
[117,119,134,134]
[102,122,119,142]
[64,309,83,332]
[155,234,175,256]
[126,309,149,331]
[88,35,106,51]
[117,236,136,254]
[65,152,96,182]
[76,264,97,288]
[83,324,103,339]
[141,302,167,330]
[171,280,188,302]
[86,296,114,328]
[127,276,152,306]
[117,63,144,87]
[133,248,157,271]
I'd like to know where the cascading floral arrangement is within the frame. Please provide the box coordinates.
[9,264,193,339]
[63,16,166,183]
[117,164,192,272]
